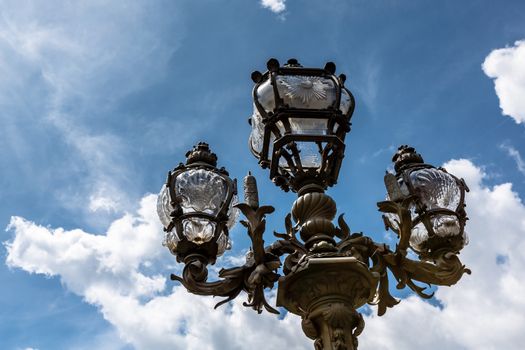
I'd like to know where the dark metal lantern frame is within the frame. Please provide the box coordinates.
[163,143,472,349]
[158,60,472,350]
[162,142,237,265]
[250,58,355,192]
[384,145,469,258]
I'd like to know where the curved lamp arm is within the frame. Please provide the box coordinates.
[370,197,471,316]
[171,201,284,314]
[172,173,471,319]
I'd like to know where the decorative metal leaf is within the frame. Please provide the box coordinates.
[406,279,434,299]
[377,200,400,214]
[335,214,350,240]
[171,200,281,315]
[273,231,288,239]
[375,272,400,316]
[397,206,413,254]
[382,214,400,236]
[285,213,294,237]
[353,313,366,337]
[235,203,257,225]
[272,213,306,254]
[257,205,276,218]
[384,172,404,202]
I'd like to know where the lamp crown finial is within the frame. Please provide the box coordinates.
[285,58,302,67]
[185,142,218,166]
[393,145,424,172]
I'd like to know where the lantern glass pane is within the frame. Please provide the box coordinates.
[163,229,181,255]
[298,142,323,168]
[182,218,216,245]
[256,80,276,113]
[249,108,265,155]
[410,216,468,253]
[276,75,336,109]
[227,194,239,229]
[176,169,228,215]
[279,141,322,169]
[289,117,328,135]
[340,89,352,115]
[383,202,417,231]
[409,168,461,211]
[275,120,286,136]
[384,167,466,253]
[217,232,232,257]
[157,185,173,228]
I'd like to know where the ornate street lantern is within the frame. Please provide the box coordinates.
[249,58,355,193]
[382,145,469,259]
[157,142,238,265]
[157,59,472,350]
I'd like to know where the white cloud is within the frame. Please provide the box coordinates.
[261,0,286,14]
[500,143,525,176]
[5,195,309,350]
[483,40,525,124]
[88,186,123,213]
[6,195,166,299]
[6,158,525,349]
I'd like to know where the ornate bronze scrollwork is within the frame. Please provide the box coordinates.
[165,146,471,350]
[171,199,281,314]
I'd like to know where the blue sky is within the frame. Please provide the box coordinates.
[1,1,525,349]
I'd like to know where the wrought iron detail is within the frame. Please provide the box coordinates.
[167,162,470,349]
[171,198,280,314]
[158,59,472,349]
[249,58,355,193]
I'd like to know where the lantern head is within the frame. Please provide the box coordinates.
[384,145,469,258]
[249,58,355,193]
[157,143,238,264]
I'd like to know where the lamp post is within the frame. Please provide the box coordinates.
[157,59,471,350]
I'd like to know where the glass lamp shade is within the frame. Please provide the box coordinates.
[249,58,355,192]
[157,143,238,264]
[384,146,469,258]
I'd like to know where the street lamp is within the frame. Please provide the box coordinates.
[158,142,238,267]
[249,58,354,193]
[157,59,471,350]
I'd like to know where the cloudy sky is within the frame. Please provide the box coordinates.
[1,1,525,349]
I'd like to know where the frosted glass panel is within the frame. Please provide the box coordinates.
[157,185,173,228]
[216,232,232,257]
[256,80,276,113]
[163,229,181,254]
[182,218,215,245]
[383,168,466,253]
[409,169,461,211]
[227,194,239,229]
[289,118,328,135]
[276,76,335,109]
[279,142,322,169]
[339,89,352,114]
[176,169,227,215]
[249,107,280,158]
[409,215,463,252]
[249,108,265,154]
[298,142,322,168]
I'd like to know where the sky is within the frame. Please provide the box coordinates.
[1,0,525,349]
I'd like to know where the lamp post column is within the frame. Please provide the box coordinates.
[306,300,363,350]
[276,190,378,350]
[278,256,374,350]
